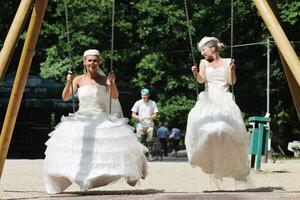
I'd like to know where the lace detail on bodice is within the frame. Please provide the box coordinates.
[204,58,231,92]
[77,85,108,113]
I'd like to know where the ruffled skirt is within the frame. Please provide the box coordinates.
[185,90,250,180]
[44,112,147,194]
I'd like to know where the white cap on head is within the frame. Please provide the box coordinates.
[83,49,100,57]
[197,36,219,52]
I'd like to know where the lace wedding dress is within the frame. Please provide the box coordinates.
[44,84,147,194]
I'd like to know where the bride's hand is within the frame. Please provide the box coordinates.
[229,59,236,71]
[191,65,198,73]
[66,71,74,84]
[106,72,116,85]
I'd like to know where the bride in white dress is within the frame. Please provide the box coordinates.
[185,37,250,181]
[44,49,147,194]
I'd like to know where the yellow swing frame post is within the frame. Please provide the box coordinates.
[0,0,299,180]
[0,0,48,179]
[0,0,34,82]
[252,0,300,119]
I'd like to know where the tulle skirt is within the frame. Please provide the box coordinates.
[185,90,250,180]
[44,112,148,194]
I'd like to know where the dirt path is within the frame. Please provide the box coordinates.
[1,159,300,199]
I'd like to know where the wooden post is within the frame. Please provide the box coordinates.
[0,0,48,179]
[252,0,300,86]
[252,0,300,121]
[279,54,300,120]
[0,0,34,82]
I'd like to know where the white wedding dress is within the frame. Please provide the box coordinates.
[185,58,250,181]
[44,84,147,194]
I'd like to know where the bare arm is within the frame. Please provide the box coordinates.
[198,61,206,83]
[148,112,158,120]
[62,73,78,101]
[106,72,119,99]
[132,112,140,120]
[228,61,237,85]
[132,112,157,122]
[191,60,206,83]
[110,83,119,99]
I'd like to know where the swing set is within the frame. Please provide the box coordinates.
[0,0,300,180]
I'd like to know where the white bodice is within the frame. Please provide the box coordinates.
[203,58,231,92]
[77,85,108,113]
[75,84,123,117]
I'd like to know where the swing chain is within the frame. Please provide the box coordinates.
[110,0,115,73]
[63,0,76,113]
[109,0,115,114]
[184,0,199,96]
[64,0,72,65]
[230,0,235,99]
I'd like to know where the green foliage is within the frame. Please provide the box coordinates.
[131,53,166,88]
[157,95,195,129]
[279,1,300,25]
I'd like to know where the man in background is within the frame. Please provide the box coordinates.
[131,88,158,160]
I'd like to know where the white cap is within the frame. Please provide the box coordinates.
[197,36,219,52]
[83,49,100,57]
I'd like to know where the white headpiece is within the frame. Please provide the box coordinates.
[83,49,105,76]
[83,49,100,57]
[197,36,219,52]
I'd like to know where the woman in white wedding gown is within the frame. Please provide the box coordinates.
[185,37,250,181]
[44,49,147,194]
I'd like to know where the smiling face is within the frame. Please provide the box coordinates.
[200,45,216,62]
[141,93,150,102]
[83,55,100,75]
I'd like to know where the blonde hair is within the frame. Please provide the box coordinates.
[206,40,225,52]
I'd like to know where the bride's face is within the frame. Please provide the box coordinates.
[84,55,100,74]
[200,45,216,62]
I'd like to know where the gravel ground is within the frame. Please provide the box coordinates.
[1,158,300,199]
